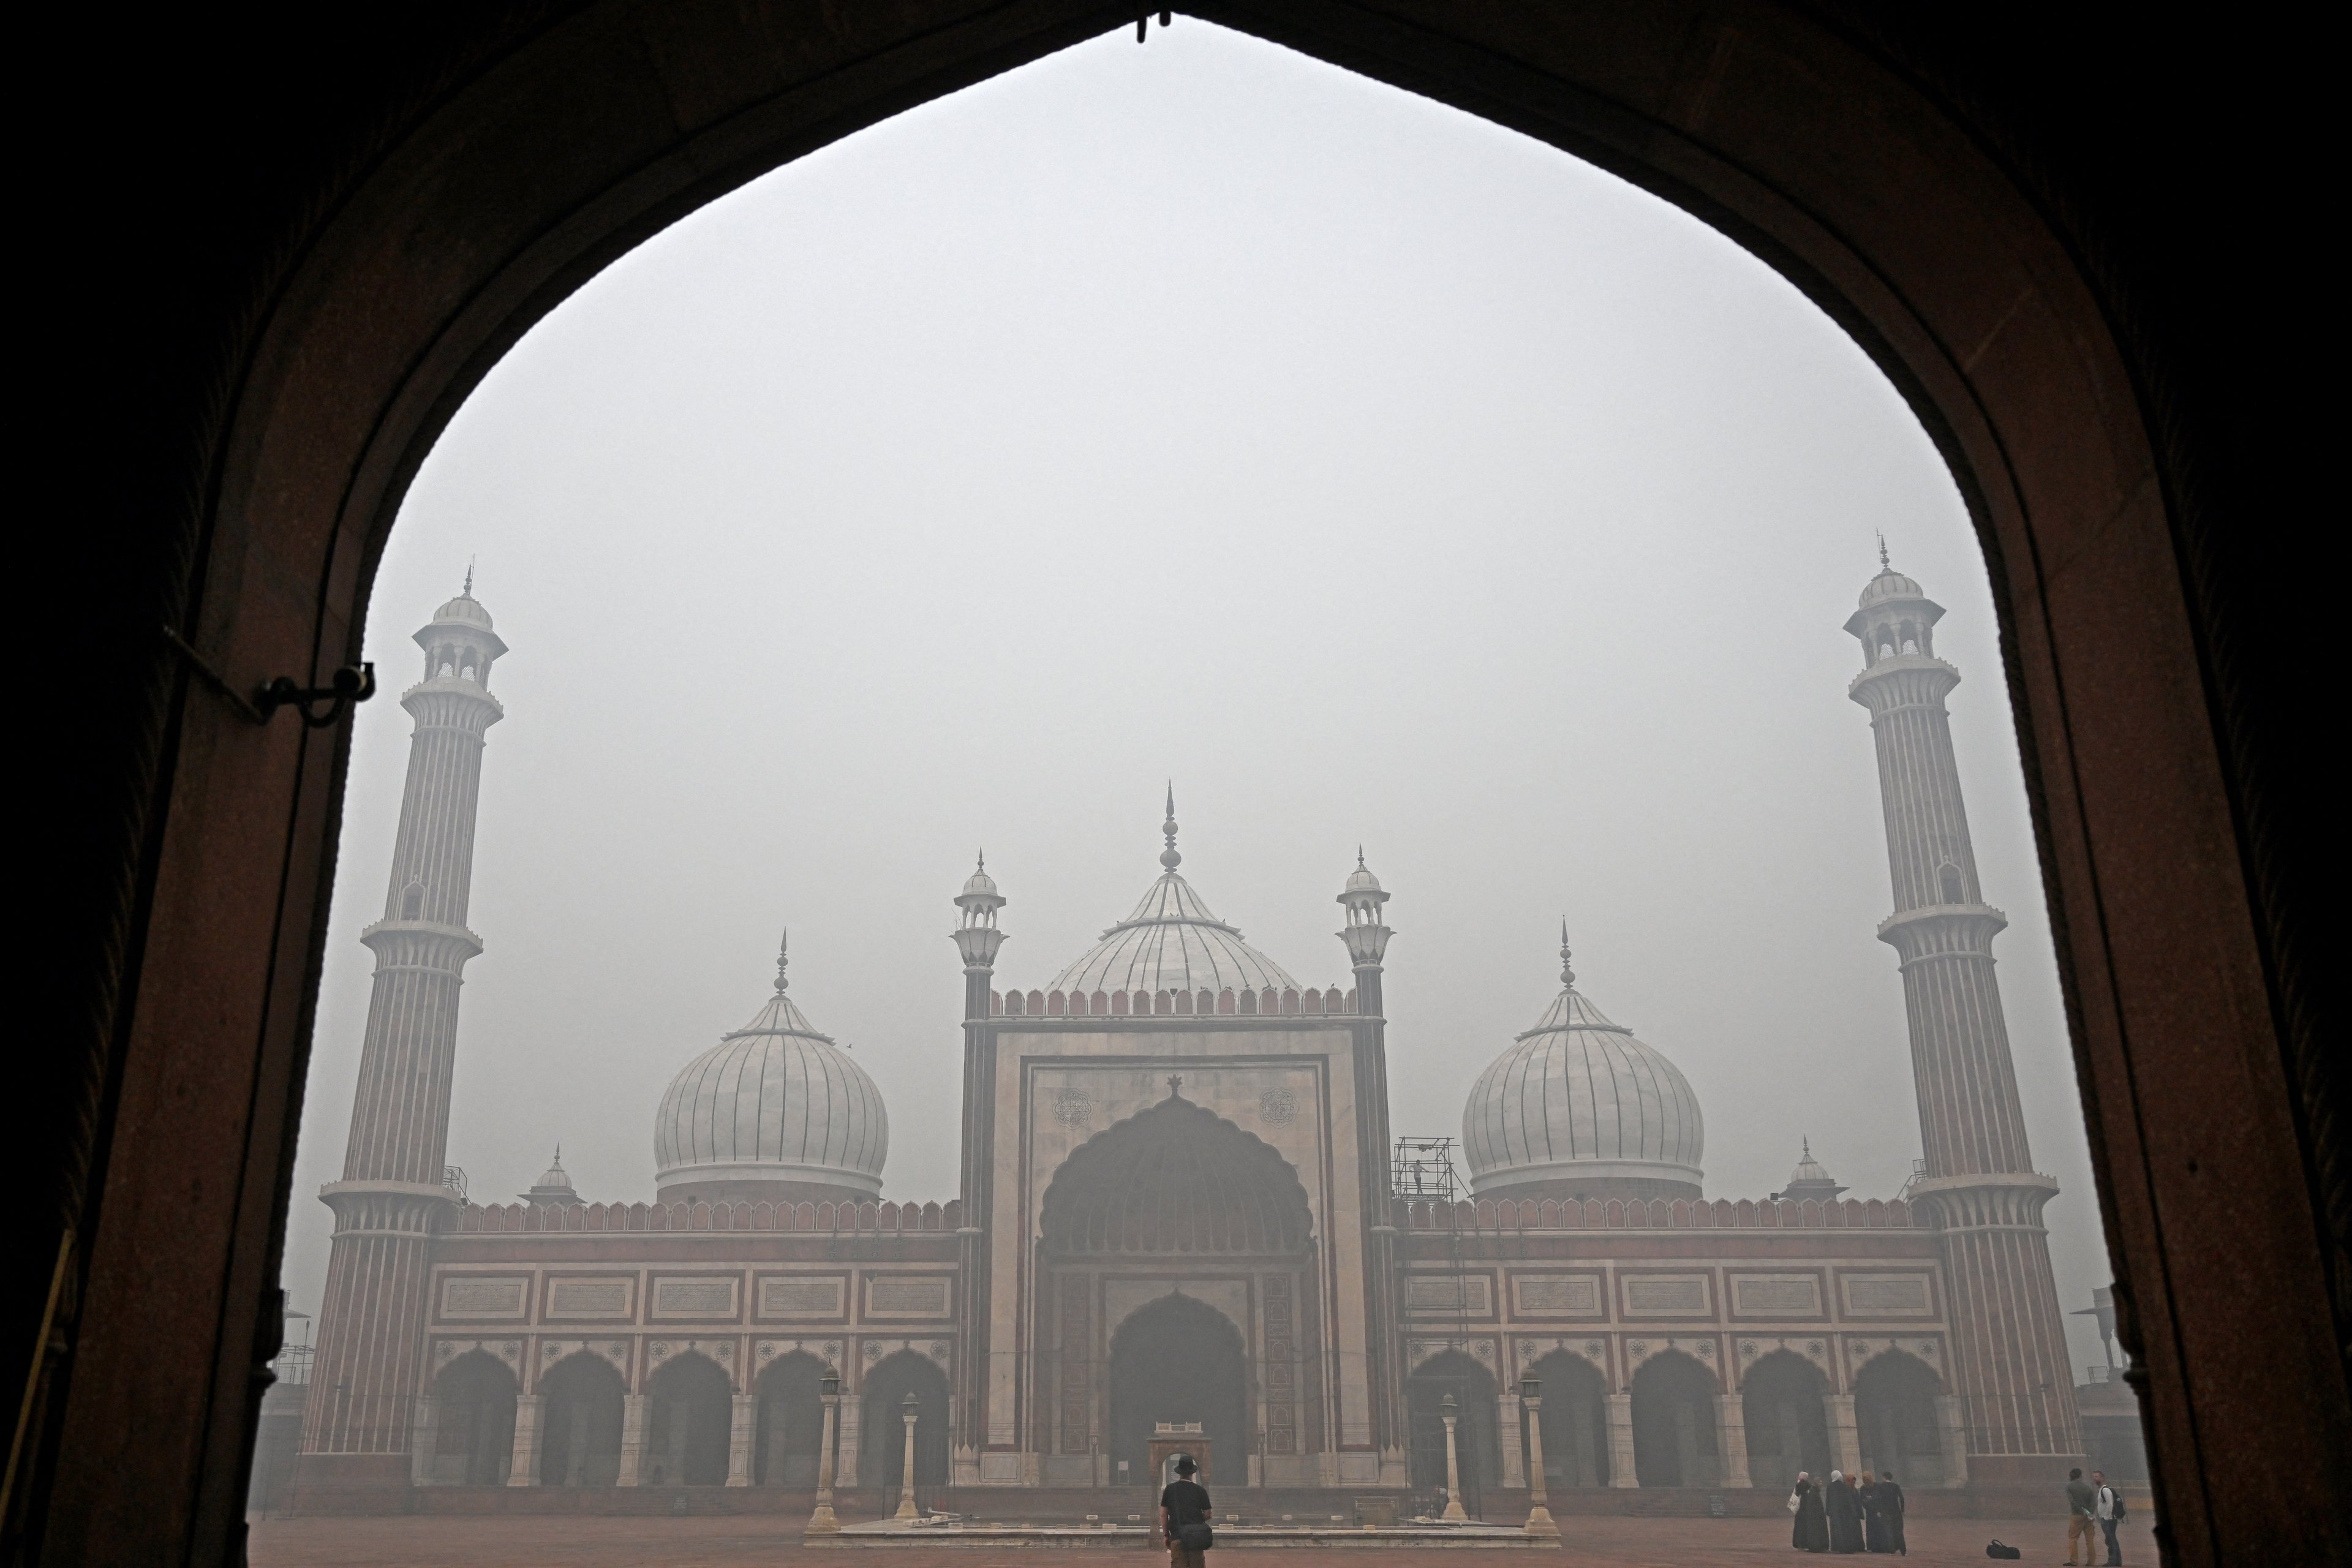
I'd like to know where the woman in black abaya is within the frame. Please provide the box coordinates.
[1792,1474,1829,1552]
[1825,1469,1866,1553]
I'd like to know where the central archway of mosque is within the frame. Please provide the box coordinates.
[1037,1095,1321,1485]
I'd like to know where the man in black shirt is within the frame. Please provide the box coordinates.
[1159,1455,1213,1565]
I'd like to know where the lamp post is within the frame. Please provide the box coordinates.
[1439,1393,1468,1521]
[805,1372,842,1534]
[1519,1376,1559,1540]
[895,1392,921,1521]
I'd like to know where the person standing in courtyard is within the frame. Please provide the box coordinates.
[1879,1471,1907,1555]
[2064,1466,2098,1565]
[1160,1455,1213,1567]
[1860,1470,1892,1553]
[1825,1469,1864,1553]
[1792,1472,1828,1551]
[1792,1472,1828,1552]
[2092,1469,2123,1564]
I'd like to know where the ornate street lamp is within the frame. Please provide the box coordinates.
[1518,1375,1559,1540]
[894,1392,922,1521]
[1439,1393,1468,1521]
[805,1371,842,1535]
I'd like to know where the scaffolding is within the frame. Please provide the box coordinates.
[1392,1136,1484,1517]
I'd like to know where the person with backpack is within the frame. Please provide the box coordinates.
[2064,1467,2098,1564]
[1160,1454,1213,1566]
[2093,1469,2125,1564]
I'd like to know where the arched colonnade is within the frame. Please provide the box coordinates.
[1403,1341,1958,1491]
[411,1342,950,1490]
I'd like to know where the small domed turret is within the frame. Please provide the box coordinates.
[521,1147,578,1205]
[1774,1137,1847,1202]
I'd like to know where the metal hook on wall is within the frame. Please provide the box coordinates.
[162,625,376,728]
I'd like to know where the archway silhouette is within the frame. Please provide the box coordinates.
[1740,1351,1832,1487]
[1406,1349,1499,1499]
[1522,1350,1610,1489]
[1042,1095,1313,1256]
[859,1352,951,1493]
[1108,1294,1246,1483]
[1629,1351,1719,1487]
[644,1352,733,1487]
[1854,1351,1947,1488]
[37,8,2337,1565]
[537,1353,624,1488]
[427,1351,515,1486]
[753,1352,829,1487]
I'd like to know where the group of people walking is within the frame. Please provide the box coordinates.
[1789,1469,1906,1555]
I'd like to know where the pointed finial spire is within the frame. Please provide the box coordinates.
[1803,1134,1811,1159]
[774,929,790,993]
[464,557,475,596]
[1160,783,1182,870]
[1357,844,1366,869]
[1875,530,1890,571]
[1559,920,1576,989]
[553,1142,562,1168]
[976,848,986,872]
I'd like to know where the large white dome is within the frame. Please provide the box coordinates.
[1048,796,1302,997]
[1462,944,1703,1197]
[654,954,886,1199]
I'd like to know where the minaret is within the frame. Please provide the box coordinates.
[298,582,506,1496]
[1336,850,1406,1484]
[949,851,1005,1487]
[1846,550,2081,1481]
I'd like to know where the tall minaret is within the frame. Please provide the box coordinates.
[298,581,507,1494]
[1845,549,2081,1482]
[948,852,1005,1487]
[1336,851,1407,1485]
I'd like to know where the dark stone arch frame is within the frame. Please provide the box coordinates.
[31,4,2341,1562]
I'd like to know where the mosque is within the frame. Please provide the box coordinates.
[282,560,2085,1512]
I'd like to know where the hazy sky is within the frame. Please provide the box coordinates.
[285,21,2112,1374]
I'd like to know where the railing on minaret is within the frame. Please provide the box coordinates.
[1340,851,1408,1484]
[297,584,507,1494]
[1846,552,2082,1480]
[949,851,1006,1486]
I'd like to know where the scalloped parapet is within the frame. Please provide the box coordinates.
[453,1196,960,1234]
[1395,1194,1921,1231]
[990,984,1356,1017]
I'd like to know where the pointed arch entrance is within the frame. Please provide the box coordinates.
[1630,1351,1721,1487]
[1740,1351,1833,1485]
[644,1352,732,1486]
[1044,1093,1315,1485]
[537,1354,624,1488]
[1523,1350,1610,1489]
[1855,1351,1948,1488]
[426,1351,515,1486]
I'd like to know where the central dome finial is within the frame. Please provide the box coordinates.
[1559,919,1576,989]
[773,929,790,993]
[1160,782,1181,869]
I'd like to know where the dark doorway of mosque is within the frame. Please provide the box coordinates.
[861,1351,951,1494]
[1109,1295,1245,1485]
[1630,1352,1722,1487]
[1855,1351,1948,1488]
[538,1353,625,1487]
[644,1353,731,1486]
[1406,1350,1498,1517]
[1523,1351,1611,1488]
[752,1352,827,1486]
[428,1351,516,1485]
[1742,1351,1833,1485]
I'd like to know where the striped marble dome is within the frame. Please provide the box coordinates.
[1462,943,1704,1197]
[1049,870,1302,998]
[654,950,886,1199]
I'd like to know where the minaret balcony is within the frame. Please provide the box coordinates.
[359,918,485,964]
[1875,901,2008,957]
[1847,653,1961,704]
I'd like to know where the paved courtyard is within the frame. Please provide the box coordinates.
[249,1513,2131,1566]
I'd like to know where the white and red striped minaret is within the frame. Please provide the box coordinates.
[297,579,506,1498]
[1847,546,2082,1484]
